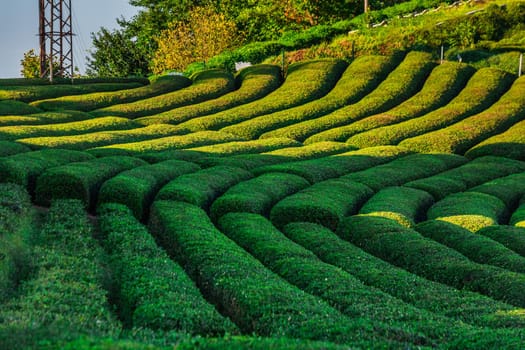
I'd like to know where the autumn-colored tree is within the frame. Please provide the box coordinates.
[152,6,237,74]
[20,49,40,78]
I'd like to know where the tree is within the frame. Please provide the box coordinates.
[20,49,40,78]
[151,6,237,74]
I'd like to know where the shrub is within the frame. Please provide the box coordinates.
[211,172,310,220]
[35,156,147,210]
[416,219,525,274]
[91,69,235,119]
[347,68,514,148]
[262,141,355,160]
[478,225,525,256]
[465,119,525,160]
[221,55,398,140]
[155,165,253,210]
[97,203,237,334]
[305,62,475,143]
[0,141,30,157]
[260,51,435,142]
[136,65,282,126]
[0,110,93,127]
[510,198,525,227]
[0,100,40,115]
[97,160,200,220]
[468,173,525,211]
[188,138,300,156]
[174,59,348,133]
[31,75,190,111]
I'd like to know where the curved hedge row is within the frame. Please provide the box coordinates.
[210,172,310,220]
[31,75,190,111]
[271,179,373,231]
[0,100,40,116]
[0,116,139,141]
[399,75,525,154]
[405,156,525,200]
[305,62,475,144]
[262,141,354,160]
[0,141,30,157]
[359,186,434,227]
[426,192,509,231]
[510,198,525,227]
[1,82,144,103]
[260,51,435,142]
[346,68,514,148]
[253,146,411,183]
[337,215,525,308]
[465,118,525,161]
[282,222,525,329]
[468,173,525,212]
[155,165,253,210]
[416,219,525,274]
[221,55,397,140]
[478,225,525,257]
[0,110,94,127]
[174,59,348,133]
[97,203,237,334]
[35,156,147,210]
[136,65,282,126]
[97,160,200,220]
[0,149,94,194]
[188,138,301,156]
[0,200,120,349]
[91,70,235,119]
[148,200,401,348]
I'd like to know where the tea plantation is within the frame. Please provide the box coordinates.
[1,51,525,349]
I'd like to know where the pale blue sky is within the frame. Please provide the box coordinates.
[0,0,139,78]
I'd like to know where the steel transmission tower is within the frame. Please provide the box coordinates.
[39,0,74,80]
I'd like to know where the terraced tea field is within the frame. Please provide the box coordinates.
[1,51,525,349]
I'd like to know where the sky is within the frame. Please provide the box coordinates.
[0,0,139,78]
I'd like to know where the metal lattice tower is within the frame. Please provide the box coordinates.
[39,0,73,80]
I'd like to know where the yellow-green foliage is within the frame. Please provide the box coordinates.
[0,117,138,141]
[399,75,525,154]
[465,119,525,161]
[189,138,300,156]
[90,69,235,119]
[305,62,475,144]
[0,100,40,116]
[136,65,282,126]
[221,55,397,140]
[31,75,191,111]
[261,51,435,142]
[173,59,348,133]
[263,141,355,159]
[511,198,525,227]
[0,111,94,127]
[347,67,514,148]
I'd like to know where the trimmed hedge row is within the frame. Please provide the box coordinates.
[260,51,436,142]
[91,70,235,119]
[478,225,525,257]
[282,222,525,329]
[343,153,467,191]
[270,179,373,231]
[18,124,182,151]
[0,110,94,127]
[0,141,30,157]
[87,131,243,157]
[0,76,148,86]
[466,118,525,161]
[405,156,525,200]
[416,219,525,274]
[426,192,509,231]
[0,149,94,194]
[174,60,348,133]
[0,100,40,115]
[221,55,398,140]
[347,68,514,148]
[1,82,144,103]
[253,146,411,183]
[155,165,253,210]
[337,215,525,308]
[510,198,525,227]
[359,186,434,227]
[0,116,139,141]
[468,173,525,212]
[35,156,147,210]
[0,183,34,302]
[219,212,466,347]
[97,203,237,334]
[262,141,354,160]
[399,75,525,154]
[188,138,301,156]
[305,61,475,144]
[0,199,120,349]
[210,172,310,221]
[136,65,282,126]
[148,200,400,348]
[31,75,191,111]
[97,160,200,220]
